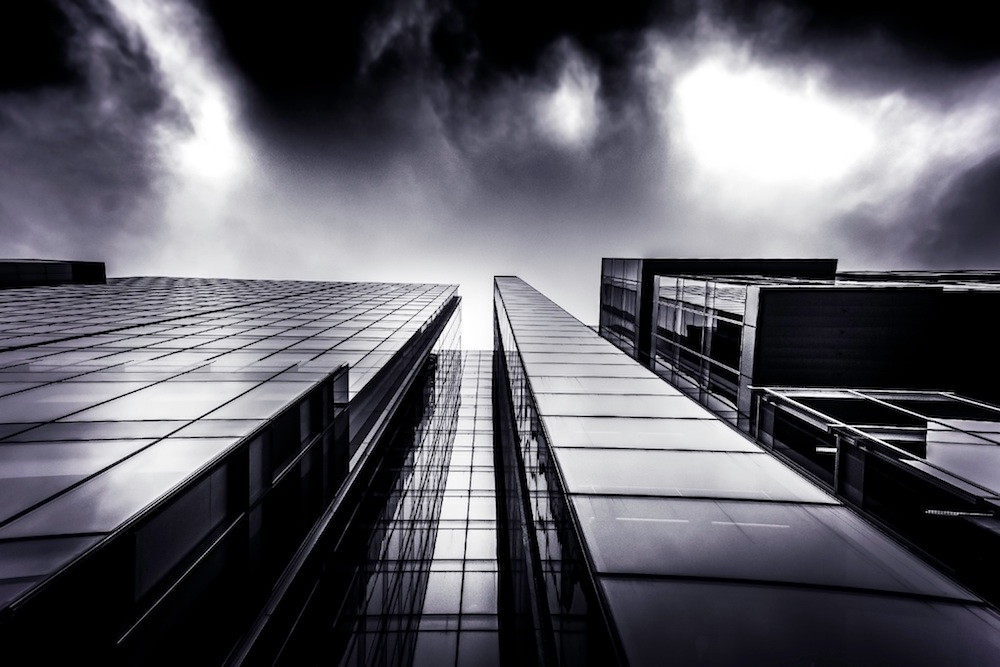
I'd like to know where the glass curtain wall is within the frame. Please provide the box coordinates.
[598,259,641,357]
[0,277,458,663]
[318,350,502,667]
[496,276,1000,667]
[754,387,1000,606]
[651,276,750,424]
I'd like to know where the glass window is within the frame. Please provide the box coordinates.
[576,497,969,599]
[0,423,40,440]
[558,450,834,502]
[530,376,680,396]
[134,467,228,597]
[421,572,463,614]
[516,363,656,379]
[431,528,466,560]
[543,416,758,451]
[0,440,152,522]
[171,419,260,438]
[62,381,257,421]
[0,536,100,581]
[520,352,633,367]
[206,381,311,420]
[922,441,1000,495]
[461,572,498,614]
[464,529,497,560]
[600,578,1000,667]
[0,437,236,537]
[535,394,715,419]
[2,420,183,441]
[0,381,150,422]
[456,632,500,667]
[412,631,458,666]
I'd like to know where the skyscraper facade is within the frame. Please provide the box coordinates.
[599,258,1000,426]
[0,267,460,662]
[598,257,1000,609]
[496,275,1000,666]
[3,260,1000,665]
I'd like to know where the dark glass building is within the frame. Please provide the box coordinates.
[3,260,1000,665]
[754,387,1000,607]
[0,259,106,290]
[0,270,461,663]
[599,257,1000,610]
[496,275,1000,666]
[599,258,1000,427]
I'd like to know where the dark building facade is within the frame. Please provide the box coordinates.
[0,259,107,289]
[754,387,1000,607]
[0,271,461,663]
[496,275,1000,666]
[600,258,1000,426]
[2,261,1000,665]
[599,257,1000,610]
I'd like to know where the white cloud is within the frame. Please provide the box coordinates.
[110,0,248,185]
[672,58,875,189]
[535,47,601,149]
[644,29,1000,261]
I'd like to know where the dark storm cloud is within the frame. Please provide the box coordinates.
[198,0,1000,122]
[200,0,661,106]
[200,0,1000,103]
[0,3,80,93]
[4,0,1000,311]
[201,1,690,230]
[760,0,1000,65]
[707,0,1000,104]
[0,0,178,259]
[192,0,1000,251]
[911,151,1000,266]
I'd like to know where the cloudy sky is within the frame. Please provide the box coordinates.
[3,1,1000,346]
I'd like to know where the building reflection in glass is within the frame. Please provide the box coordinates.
[277,342,501,667]
[500,275,1000,667]
[755,387,1000,606]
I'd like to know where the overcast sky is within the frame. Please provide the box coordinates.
[3,1,1000,346]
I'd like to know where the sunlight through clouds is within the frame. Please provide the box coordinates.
[645,28,1000,261]
[673,59,875,187]
[107,0,256,275]
[109,0,249,197]
[535,48,601,149]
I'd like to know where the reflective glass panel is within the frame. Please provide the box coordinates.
[601,578,1000,667]
[544,416,758,451]
[576,496,969,598]
[559,449,834,502]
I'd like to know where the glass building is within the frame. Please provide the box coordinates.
[599,258,1000,427]
[496,275,1000,666]
[754,387,1000,606]
[599,257,1000,611]
[0,266,461,663]
[3,259,1000,664]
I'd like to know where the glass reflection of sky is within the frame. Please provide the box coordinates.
[500,278,1000,666]
[0,277,458,614]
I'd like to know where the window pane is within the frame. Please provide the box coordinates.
[544,416,758,451]
[600,578,1000,667]
[0,437,236,537]
[63,381,257,421]
[575,496,970,598]
[535,394,715,419]
[559,450,833,502]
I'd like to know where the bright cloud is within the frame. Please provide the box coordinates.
[673,59,875,188]
[535,49,601,148]
[110,0,249,203]
[644,30,1000,261]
